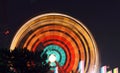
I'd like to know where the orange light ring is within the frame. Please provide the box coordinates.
[10,13,100,73]
[22,24,83,72]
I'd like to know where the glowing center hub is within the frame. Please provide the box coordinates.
[49,54,56,62]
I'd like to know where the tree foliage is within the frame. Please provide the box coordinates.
[0,48,50,73]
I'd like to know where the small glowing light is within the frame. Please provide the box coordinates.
[54,67,58,73]
[113,67,118,73]
[101,66,107,73]
[49,54,56,62]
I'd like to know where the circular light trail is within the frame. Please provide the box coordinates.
[10,13,100,73]
[41,44,66,69]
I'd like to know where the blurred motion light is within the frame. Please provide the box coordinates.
[49,54,56,63]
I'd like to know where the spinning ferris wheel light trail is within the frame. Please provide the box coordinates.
[10,13,100,73]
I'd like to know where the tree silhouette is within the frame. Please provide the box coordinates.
[0,48,50,73]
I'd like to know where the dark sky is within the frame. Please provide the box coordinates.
[0,0,120,70]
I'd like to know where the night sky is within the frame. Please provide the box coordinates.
[0,0,120,70]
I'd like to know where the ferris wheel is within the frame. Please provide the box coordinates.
[10,13,100,73]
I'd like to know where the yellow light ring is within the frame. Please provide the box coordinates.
[10,13,100,73]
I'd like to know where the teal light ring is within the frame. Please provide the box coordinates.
[41,45,66,67]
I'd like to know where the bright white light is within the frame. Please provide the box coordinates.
[54,67,58,73]
[49,54,56,62]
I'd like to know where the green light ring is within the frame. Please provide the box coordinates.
[42,45,66,65]
[41,45,66,69]
[42,39,71,70]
